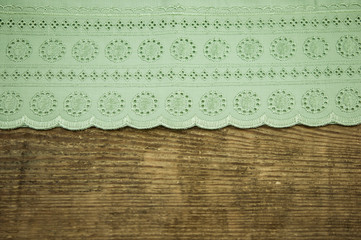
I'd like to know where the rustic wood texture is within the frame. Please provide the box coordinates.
[0,125,360,240]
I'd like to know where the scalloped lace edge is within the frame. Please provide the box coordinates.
[0,113,360,130]
[0,3,360,14]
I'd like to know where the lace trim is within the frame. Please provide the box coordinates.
[1,1,360,129]
[1,114,360,130]
[0,3,361,15]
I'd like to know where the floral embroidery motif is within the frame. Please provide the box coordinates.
[39,39,66,63]
[1,15,360,32]
[72,39,99,63]
[303,37,329,59]
[236,38,263,61]
[98,91,125,116]
[166,91,192,116]
[270,37,296,60]
[105,39,131,63]
[1,4,361,129]
[336,88,361,112]
[132,91,158,115]
[64,92,91,117]
[204,39,230,61]
[138,39,163,62]
[268,90,295,114]
[200,91,226,116]
[6,38,32,62]
[302,89,328,113]
[336,35,361,58]
[1,65,359,83]
[170,38,196,61]
[233,90,260,115]
[30,91,57,116]
[0,91,23,115]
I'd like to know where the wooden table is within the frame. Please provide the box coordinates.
[1,125,360,239]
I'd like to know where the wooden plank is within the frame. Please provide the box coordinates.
[0,125,360,239]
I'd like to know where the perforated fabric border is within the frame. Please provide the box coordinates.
[0,0,360,130]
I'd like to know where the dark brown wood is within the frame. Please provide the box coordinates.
[0,125,360,240]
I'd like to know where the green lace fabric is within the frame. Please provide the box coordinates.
[0,0,360,129]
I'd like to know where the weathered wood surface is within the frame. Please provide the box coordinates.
[0,125,360,240]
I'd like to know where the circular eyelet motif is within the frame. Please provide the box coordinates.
[30,91,57,116]
[170,38,196,61]
[336,35,361,58]
[166,91,192,116]
[72,39,99,63]
[138,39,163,62]
[270,37,296,61]
[204,39,230,61]
[268,90,295,114]
[64,92,91,117]
[336,87,361,112]
[302,89,328,113]
[0,91,23,115]
[236,38,263,61]
[200,91,226,116]
[6,39,32,62]
[303,37,329,59]
[98,91,125,116]
[105,39,131,63]
[234,90,260,115]
[132,91,158,115]
[39,39,66,63]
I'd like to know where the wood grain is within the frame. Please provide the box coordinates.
[0,125,360,240]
